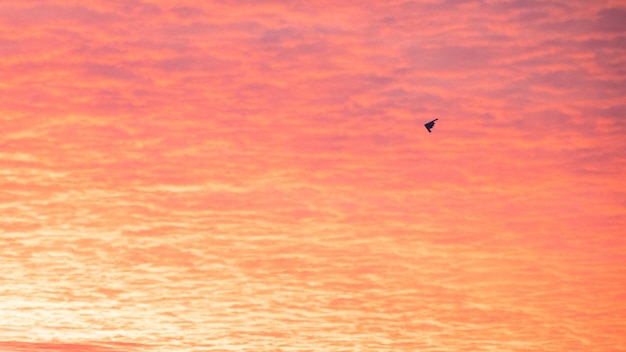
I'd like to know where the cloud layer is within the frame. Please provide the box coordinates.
[1,0,625,351]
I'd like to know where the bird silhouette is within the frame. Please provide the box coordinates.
[424,118,439,133]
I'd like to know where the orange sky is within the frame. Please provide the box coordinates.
[1,1,625,351]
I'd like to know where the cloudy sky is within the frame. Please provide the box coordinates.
[1,1,625,351]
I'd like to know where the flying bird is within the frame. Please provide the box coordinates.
[424,118,439,133]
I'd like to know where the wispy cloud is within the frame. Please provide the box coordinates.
[1,0,625,351]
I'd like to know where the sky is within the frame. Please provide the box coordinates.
[1,0,625,351]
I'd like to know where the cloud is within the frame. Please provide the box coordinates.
[155,55,238,73]
[0,342,147,352]
[0,4,116,26]
[407,45,499,71]
[82,63,138,81]
[1,0,625,351]
[594,6,626,32]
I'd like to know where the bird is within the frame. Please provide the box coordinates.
[424,118,438,133]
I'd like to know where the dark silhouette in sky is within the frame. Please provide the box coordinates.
[424,118,439,133]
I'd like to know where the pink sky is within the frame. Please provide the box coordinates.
[1,1,625,351]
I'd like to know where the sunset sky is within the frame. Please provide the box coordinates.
[1,1,625,351]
